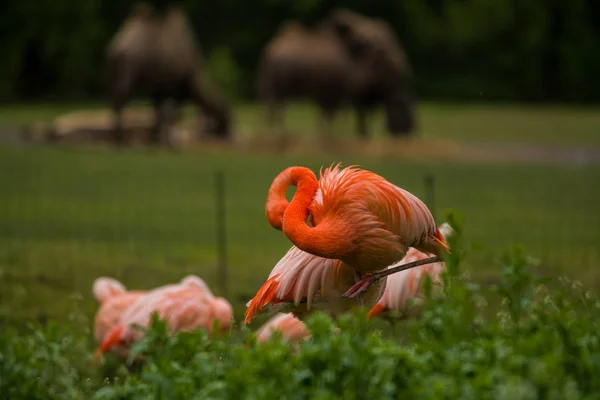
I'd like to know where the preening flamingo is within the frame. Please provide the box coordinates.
[93,275,233,364]
[244,245,386,323]
[367,223,454,319]
[92,277,146,345]
[263,163,449,296]
[255,313,311,344]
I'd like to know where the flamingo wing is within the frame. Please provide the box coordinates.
[245,246,346,324]
[368,223,453,318]
[319,164,448,267]
[93,291,144,344]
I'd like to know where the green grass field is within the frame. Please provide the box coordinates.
[0,101,599,330]
[2,100,600,147]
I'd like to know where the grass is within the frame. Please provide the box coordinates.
[0,101,598,331]
[1,100,600,147]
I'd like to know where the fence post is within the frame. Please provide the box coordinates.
[424,173,436,221]
[215,170,228,298]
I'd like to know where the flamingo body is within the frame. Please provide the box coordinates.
[244,245,386,323]
[247,164,448,323]
[92,277,146,344]
[267,164,448,275]
[255,313,311,344]
[367,223,453,319]
[94,275,233,363]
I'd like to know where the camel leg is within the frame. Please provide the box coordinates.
[319,107,336,151]
[161,99,180,148]
[268,99,289,150]
[356,106,369,140]
[188,75,230,140]
[110,66,134,146]
[111,103,125,146]
[148,95,166,146]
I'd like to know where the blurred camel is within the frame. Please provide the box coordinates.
[106,2,231,146]
[257,9,415,143]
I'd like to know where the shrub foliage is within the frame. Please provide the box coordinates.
[2,213,600,399]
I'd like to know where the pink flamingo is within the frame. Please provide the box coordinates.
[367,223,454,319]
[244,245,386,323]
[245,163,448,323]
[94,275,233,364]
[255,313,311,344]
[92,277,146,345]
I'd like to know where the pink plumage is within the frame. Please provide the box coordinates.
[93,275,233,364]
[367,223,453,319]
[92,277,146,345]
[255,313,311,344]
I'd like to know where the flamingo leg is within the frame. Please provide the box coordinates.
[343,256,442,299]
[354,270,365,307]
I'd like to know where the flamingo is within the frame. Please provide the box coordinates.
[256,163,449,305]
[92,277,146,345]
[244,245,386,323]
[255,313,311,344]
[367,222,454,319]
[93,275,233,364]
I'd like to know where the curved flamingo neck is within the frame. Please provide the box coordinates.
[281,167,350,259]
[265,167,317,230]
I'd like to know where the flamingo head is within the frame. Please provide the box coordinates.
[265,166,318,231]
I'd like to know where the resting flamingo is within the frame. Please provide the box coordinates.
[93,275,233,364]
[367,222,453,319]
[255,313,311,344]
[92,277,146,345]
[247,163,449,321]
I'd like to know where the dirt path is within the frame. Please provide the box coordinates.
[233,133,600,166]
[2,123,599,166]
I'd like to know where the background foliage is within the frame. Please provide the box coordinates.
[1,0,599,102]
[3,215,600,399]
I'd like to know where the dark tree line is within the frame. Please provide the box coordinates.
[1,0,599,103]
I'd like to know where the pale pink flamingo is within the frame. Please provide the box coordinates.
[367,223,454,319]
[94,275,233,364]
[92,277,146,345]
[255,313,311,344]
[245,163,448,323]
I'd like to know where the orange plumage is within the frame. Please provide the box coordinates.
[246,163,448,323]
[268,163,448,274]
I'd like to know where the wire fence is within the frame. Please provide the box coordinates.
[1,163,599,323]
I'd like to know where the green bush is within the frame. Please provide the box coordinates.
[2,213,600,399]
